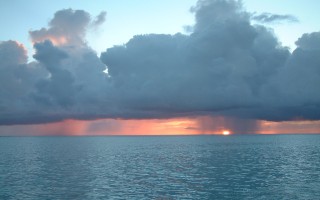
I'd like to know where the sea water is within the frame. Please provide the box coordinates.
[0,135,319,199]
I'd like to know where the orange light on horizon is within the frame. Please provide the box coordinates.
[259,120,320,134]
[100,118,201,135]
[222,130,231,135]
[1,117,319,136]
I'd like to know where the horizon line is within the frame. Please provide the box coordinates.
[1,133,320,137]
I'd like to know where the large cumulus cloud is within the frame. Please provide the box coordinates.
[101,0,319,122]
[1,9,109,125]
[0,0,319,130]
[260,32,320,121]
[101,0,291,120]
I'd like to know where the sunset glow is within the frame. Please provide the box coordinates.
[222,130,231,135]
[31,36,68,46]
[1,117,319,136]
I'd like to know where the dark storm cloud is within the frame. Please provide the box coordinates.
[0,40,27,65]
[0,41,47,124]
[252,12,299,23]
[295,32,320,50]
[1,9,109,125]
[0,0,320,130]
[32,40,77,107]
[259,32,320,121]
[100,0,291,120]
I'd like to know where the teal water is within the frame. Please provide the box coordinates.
[0,135,320,199]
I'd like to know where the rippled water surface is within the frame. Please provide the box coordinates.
[1,135,320,199]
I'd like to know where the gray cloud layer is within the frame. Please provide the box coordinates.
[252,12,299,23]
[0,0,319,127]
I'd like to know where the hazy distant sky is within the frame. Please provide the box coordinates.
[0,0,319,135]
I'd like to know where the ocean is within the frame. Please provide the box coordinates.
[0,134,319,199]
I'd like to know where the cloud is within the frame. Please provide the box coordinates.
[252,12,299,23]
[259,32,320,121]
[100,0,319,126]
[1,9,109,125]
[92,11,107,27]
[32,40,77,107]
[0,41,47,124]
[29,9,106,46]
[0,40,28,65]
[100,0,291,121]
[295,32,320,50]
[0,1,320,134]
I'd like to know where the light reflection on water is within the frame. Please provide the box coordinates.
[0,135,320,199]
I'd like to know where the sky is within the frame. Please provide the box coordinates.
[0,0,319,135]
